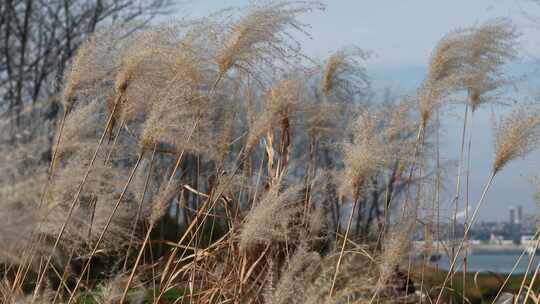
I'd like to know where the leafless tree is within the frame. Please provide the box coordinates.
[0,0,172,142]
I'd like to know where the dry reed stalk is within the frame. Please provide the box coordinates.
[491,230,538,302]
[58,33,192,302]
[508,179,540,303]
[122,146,158,272]
[120,117,203,303]
[65,151,144,304]
[456,19,518,294]
[522,254,540,303]
[23,29,124,294]
[31,27,158,299]
[329,111,388,297]
[31,92,125,302]
[118,152,184,303]
[514,249,539,303]
[435,105,540,303]
[155,167,251,302]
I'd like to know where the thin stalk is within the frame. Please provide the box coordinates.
[463,110,475,304]
[451,104,469,289]
[435,171,496,304]
[491,230,539,303]
[52,248,76,304]
[32,94,123,302]
[66,151,144,304]
[121,140,189,304]
[329,196,360,297]
[105,118,125,164]
[522,251,540,303]
[48,111,68,177]
[14,110,69,293]
[120,224,154,304]
[156,161,246,302]
[123,144,157,271]
[513,235,540,304]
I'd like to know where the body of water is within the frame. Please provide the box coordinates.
[432,253,540,274]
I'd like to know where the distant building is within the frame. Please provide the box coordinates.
[509,206,516,225]
[517,205,523,224]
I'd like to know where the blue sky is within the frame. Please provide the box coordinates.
[172,0,540,221]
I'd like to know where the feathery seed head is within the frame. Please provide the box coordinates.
[382,99,416,143]
[217,1,324,76]
[239,181,303,251]
[338,111,387,199]
[419,29,469,127]
[139,45,209,153]
[492,104,540,173]
[464,18,519,111]
[62,35,106,114]
[320,46,370,98]
[62,25,138,115]
[245,78,305,153]
[427,29,469,87]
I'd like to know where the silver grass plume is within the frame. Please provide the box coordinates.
[463,18,519,111]
[320,46,370,99]
[492,104,540,173]
[239,181,303,251]
[217,1,324,76]
[418,29,469,127]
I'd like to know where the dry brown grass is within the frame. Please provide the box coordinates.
[0,3,538,304]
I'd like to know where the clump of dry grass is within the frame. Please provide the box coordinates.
[492,104,540,173]
[95,275,146,304]
[239,180,303,251]
[0,201,37,265]
[0,139,48,265]
[41,154,136,252]
[2,3,537,304]
[266,245,321,304]
[8,289,54,304]
[284,249,413,304]
[375,213,416,296]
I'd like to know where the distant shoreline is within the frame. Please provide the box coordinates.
[416,242,540,255]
